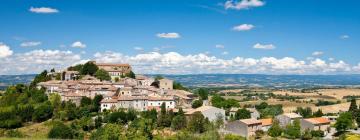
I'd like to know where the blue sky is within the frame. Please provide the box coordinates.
[0,0,359,75]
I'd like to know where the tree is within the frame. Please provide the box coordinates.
[80,97,92,107]
[90,124,125,140]
[187,111,206,133]
[192,99,203,108]
[284,119,301,139]
[95,69,111,81]
[311,130,324,137]
[30,70,51,87]
[348,98,358,118]
[235,108,251,120]
[157,103,171,127]
[171,108,187,130]
[68,64,84,72]
[313,109,324,117]
[114,77,120,82]
[95,116,103,128]
[32,102,53,122]
[125,71,136,79]
[81,61,98,76]
[335,112,353,132]
[154,75,164,81]
[268,119,283,137]
[48,122,74,139]
[197,88,209,100]
[107,111,127,124]
[296,107,312,118]
[16,104,34,122]
[173,82,188,91]
[301,129,312,140]
[92,95,103,112]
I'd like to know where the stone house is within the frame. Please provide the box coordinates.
[158,78,173,90]
[301,117,331,135]
[275,113,303,127]
[225,118,262,138]
[185,106,225,122]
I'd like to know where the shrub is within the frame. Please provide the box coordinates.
[48,122,74,139]
[311,130,324,137]
[192,99,203,108]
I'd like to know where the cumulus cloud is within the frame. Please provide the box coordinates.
[232,24,255,31]
[253,43,276,50]
[0,43,13,58]
[312,51,324,56]
[71,41,86,48]
[20,41,42,47]
[225,0,265,10]
[89,51,357,74]
[156,33,181,39]
[0,50,81,75]
[29,7,59,14]
[215,44,225,49]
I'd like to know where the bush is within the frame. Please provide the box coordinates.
[5,129,23,138]
[48,122,74,139]
[224,134,246,140]
[311,130,324,137]
[192,99,203,108]
[32,102,53,122]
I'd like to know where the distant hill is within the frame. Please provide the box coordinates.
[0,74,36,90]
[1,74,360,89]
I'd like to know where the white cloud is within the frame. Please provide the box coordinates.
[225,0,265,10]
[89,51,358,74]
[156,33,181,39]
[253,43,276,50]
[215,44,225,49]
[340,35,349,39]
[222,51,229,55]
[29,7,59,14]
[0,43,13,58]
[0,50,81,75]
[232,24,255,31]
[312,51,324,56]
[71,41,86,48]
[20,41,42,47]
[134,47,144,51]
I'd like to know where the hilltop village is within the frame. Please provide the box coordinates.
[0,61,359,139]
[37,61,195,112]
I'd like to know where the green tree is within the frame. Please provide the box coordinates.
[173,82,188,91]
[90,124,125,140]
[95,69,111,81]
[284,119,301,139]
[296,107,312,118]
[171,108,187,130]
[197,88,209,100]
[335,112,353,132]
[192,99,203,108]
[48,122,74,139]
[80,97,92,107]
[268,119,283,137]
[301,129,312,140]
[92,95,103,112]
[157,102,171,127]
[348,98,358,118]
[32,102,53,122]
[67,64,84,72]
[313,109,324,117]
[224,134,246,140]
[187,111,207,133]
[81,61,98,76]
[95,116,103,128]
[235,108,251,120]
[30,70,51,87]
[311,130,324,137]
[125,71,136,79]
[16,104,34,122]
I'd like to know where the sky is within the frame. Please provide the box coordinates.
[0,0,360,75]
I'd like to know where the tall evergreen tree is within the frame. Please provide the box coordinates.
[81,61,98,76]
[348,98,358,117]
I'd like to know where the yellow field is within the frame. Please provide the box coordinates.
[273,88,360,101]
